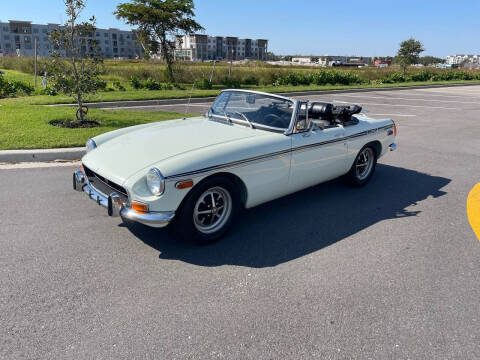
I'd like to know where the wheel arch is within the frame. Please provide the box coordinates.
[365,140,382,158]
[176,172,248,215]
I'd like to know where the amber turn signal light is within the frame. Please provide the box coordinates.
[175,180,194,189]
[132,201,149,213]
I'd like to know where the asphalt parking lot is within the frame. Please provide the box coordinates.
[1,85,480,359]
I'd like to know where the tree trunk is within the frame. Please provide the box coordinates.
[160,33,175,83]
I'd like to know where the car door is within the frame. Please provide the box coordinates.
[289,103,348,192]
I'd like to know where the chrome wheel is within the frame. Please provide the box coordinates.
[193,186,232,235]
[355,147,374,181]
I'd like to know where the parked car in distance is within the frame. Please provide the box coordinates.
[73,90,397,243]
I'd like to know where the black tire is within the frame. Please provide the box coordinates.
[172,177,239,244]
[346,145,377,186]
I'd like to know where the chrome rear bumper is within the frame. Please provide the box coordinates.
[73,170,174,228]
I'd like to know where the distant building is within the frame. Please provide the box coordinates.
[318,55,370,67]
[446,54,480,65]
[0,20,142,58]
[175,34,268,61]
[374,59,391,67]
[291,57,313,64]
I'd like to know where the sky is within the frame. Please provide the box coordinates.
[0,0,478,57]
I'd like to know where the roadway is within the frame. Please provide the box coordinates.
[1,85,480,359]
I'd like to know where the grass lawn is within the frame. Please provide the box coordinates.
[2,66,480,150]
[0,102,192,150]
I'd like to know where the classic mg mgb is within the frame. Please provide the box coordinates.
[73,90,397,243]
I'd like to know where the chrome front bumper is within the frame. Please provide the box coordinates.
[73,170,174,228]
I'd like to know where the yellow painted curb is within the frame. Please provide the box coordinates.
[467,183,480,241]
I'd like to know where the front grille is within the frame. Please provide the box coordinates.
[83,165,129,205]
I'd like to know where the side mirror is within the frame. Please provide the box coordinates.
[246,94,256,104]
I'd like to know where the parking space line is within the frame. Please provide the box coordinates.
[330,100,458,110]
[366,113,416,117]
[332,94,480,105]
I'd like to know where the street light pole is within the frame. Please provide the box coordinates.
[34,38,38,87]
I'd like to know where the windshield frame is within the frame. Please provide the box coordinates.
[206,89,299,135]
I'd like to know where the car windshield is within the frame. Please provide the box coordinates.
[209,91,294,131]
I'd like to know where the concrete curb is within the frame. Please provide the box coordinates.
[49,82,480,109]
[0,147,85,163]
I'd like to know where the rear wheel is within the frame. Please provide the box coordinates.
[346,145,377,186]
[172,177,238,244]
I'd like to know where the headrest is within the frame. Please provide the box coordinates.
[309,102,334,120]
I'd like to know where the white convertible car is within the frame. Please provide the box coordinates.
[73,90,397,243]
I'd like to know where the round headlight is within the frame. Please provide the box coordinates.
[146,168,165,196]
[85,138,97,153]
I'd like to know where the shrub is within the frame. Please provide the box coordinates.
[243,75,260,86]
[381,73,408,83]
[222,77,241,88]
[41,86,58,96]
[143,78,163,90]
[130,76,144,89]
[410,69,433,82]
[194,78,213,90]
[0,75,34,97]
[112,81,126,91]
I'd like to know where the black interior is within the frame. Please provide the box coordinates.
[307,102,362,126]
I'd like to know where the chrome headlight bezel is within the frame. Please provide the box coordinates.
[146,167,165,196]
[85,138,97,153]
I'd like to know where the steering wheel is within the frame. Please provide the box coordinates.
[264,114,285,128]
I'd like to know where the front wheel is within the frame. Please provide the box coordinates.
[346,145,377,186]
[172,177,238,244]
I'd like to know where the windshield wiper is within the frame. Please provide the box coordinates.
[234,111,255,129]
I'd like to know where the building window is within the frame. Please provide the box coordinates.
[42,29,48,34]
[33,28,39,33]
[104,33,109,37]
[4,35,9,40]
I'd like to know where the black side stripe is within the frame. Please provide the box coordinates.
[165,124,394,180]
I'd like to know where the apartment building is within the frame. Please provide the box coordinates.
[446,54,480,65]
[175,34,268,61]
[0,20,142,58]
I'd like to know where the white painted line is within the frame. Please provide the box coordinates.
[330,100,458,110]
[366,113,416,117]
[332,93,480,105]
[0,161,81,170]
[404,90,480,99]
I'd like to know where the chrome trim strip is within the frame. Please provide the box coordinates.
[166,149,292,180]
[166,124,392,180]
[219,89,295,102]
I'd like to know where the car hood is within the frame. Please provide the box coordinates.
[82,117,265,185]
